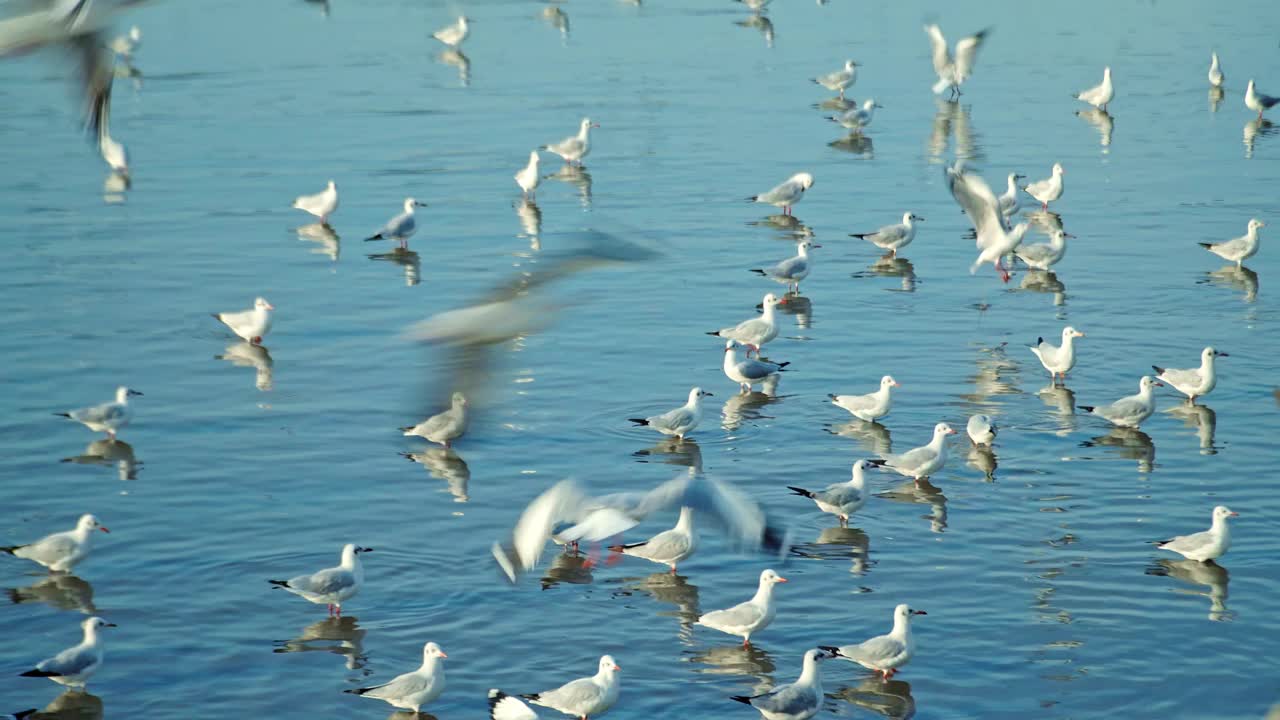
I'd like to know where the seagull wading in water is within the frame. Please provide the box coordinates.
[608,506,698,574]
[878,422,956,483]
[344,642,448,713]
[2,514,109,573]
[292,180,338,225]
[747,172,814,216]
[821,603,926,679]
[402,392,470,448]
[510,655,620,720]
[697,568,788,646]
[366,198,427,249]
[213,297,274,345]
[541,118,599,167]
[707,293,782,357]
[628,387,712,440]
[432,16,470,48]
[787,459,873,527]
[55,386,142,440]
[1153,346,1227,404]
[1200,218,1264,268]
[1029,326,1085,382]
[811,59,858,99]
[1245,80,1279,119]
[729,648,830,720]
[1078,376,1162,428]
[947,163,1030,281]
[828,375,899,423]
[924,24,988,98]
[268,543,372,616]
[1155,506,1237,563]
[20,617,116,690]
[1022,163,1065,211]
[1074,66,1114,111]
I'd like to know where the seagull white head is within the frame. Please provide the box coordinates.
[598,655,621,673]
[863,98,881,111]
[934,422,958,437]
[77,514,110,533]
[1103,66,1112,79]
[128,26,141,41]
[1249,218,1266,231]
[762,292,781,308]
[422,641,448,660]
[792,172,815,190]
[451,391,469,408]
[1140,376,1164,391]
[903,212,924,223]
[689,386,713,402]
[84,616,117,633]
[760,568,788,584]
[845,59,858,70]
[1213,505,1239,521]
[581,117,601,131]
[114,386,143,402]
[341,543,374,562]
[895,603,927,620]
[1063,326,1085,339]
[404,197,428,212]
[881,375,900,389]
[798,240,821,252]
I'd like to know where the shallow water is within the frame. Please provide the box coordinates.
[1,0,1279,718]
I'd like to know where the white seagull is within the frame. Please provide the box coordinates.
[879,422,956,482]
[729,648,830,720]
[1022,163,1065,211]
[542,118,599,167]
[628,387,712,439]
[2,514,109,573]
[515,655,620,720]
[828,375,899,422]
[91,79,128,179]
[821,603,926,679]
[292,180,338,225]
[1200,218,1264,267]
[1245,79,1279,119]
[20,617,115,690]
[365,198,427,249]
[787,459,873,526]
[1015,230,1072,271]
[850,213,922,257]
[1074,66,1114,111]
[707,293,782,356]
[812,60,858,99]
[998,173,1025,221]
[924,24,989,98]
[213,297,274,345]
[516,150,541,198]
[432,16,470,48]
[344,642,447,712]
[402,392,470,448]
[697,568,787,646]
[1029,326,1085,381]
[608,506,697,573]
[723,340,789,393]
[747,172,815,216]
[947,163,1030,281]
[1078,376,1163,428]
[751,241,820,292]
[1153,347,1227,404]
[490,689,540,720]
[828,99,880,133]
[1156,506,1237,563]
[1208,52,1224,88]
[268,543,372,616]
[966,414,996,445]
[54,386,142,440]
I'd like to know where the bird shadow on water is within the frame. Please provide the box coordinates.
[400,447,470,502]
[273,616,368,671]
[721,384,784,432]
[436,48,469,87]
[1074,107,1113,149]
[733,15,773,48]
[876,480,947,533]
[8,573,96,614]
[687,642,776,686]
[966,444,997,481]
[368,248,421,287]
[825,419,892,456]
[540,551,594,590]
[22,689,103,720]
[1243,118,1277,159]
[613,572,702,640]
[829,132,874,157]
[1198,265,1258,303]
[1145,559,1232,622]
[789,525,872,576]
[1163,403,1219,455]
[927,98,983,164]
[632,437,703,471]
[61,439,140,481]
[852,256,917,293]
[216,342,274,392]
[543,165,592,208]
[1015,270,1067,311]
[295,223,340,261]
[1078,427,1156,473]
[746,214,813,241]
[833,677,916,719]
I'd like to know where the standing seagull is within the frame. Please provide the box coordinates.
[1245,80,1279,119]
[344,642,448,713]
[751,241,820,292]
[20,617,115,690]
[722,341,789,393]
[1153,347,1228,404]
[402,392,470,448]
[787,459,873,527]
[924,24,989,98]
[1022,163,1065,211]
[998,173,1025,222]
[432,16,470,48]
[879,422,956,483]
[516,655,620,720]
[828,375,898,423]
[947,164,1030,281]
[1200,218,1264,268]
[629,387,712,440]
[821,604,926,679]
[811,59,858,99]
[747,172,815,216]
[1078,376,1162,428]
[697,568,787,646]
[1015,230,1072,271]
[828,99,880,133]
[966,414,996,445]
[1156,506,1237,563]
[1074,66,1114,111]
[850,212,922,257]
[729,648,830,720]
[213,297,274,345]
[54,386,142,440]
[2,514,109,573]
[1029,326,1086,382]
[541,118,599,167]
[268,543,372,616]
[708,293,782,357]
[365,198,427,249]
[1208,52,1224,88]
[292,180,338,225]
[515,151,541,199]
[609,506,697,574]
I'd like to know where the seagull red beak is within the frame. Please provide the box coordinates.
[99,526,111,533]
[776,577,789,583]
[1229,511,1240,517]
[612,663,621,671]
[438,650,449,658]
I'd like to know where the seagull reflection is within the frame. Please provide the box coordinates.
[296,222,340,261]
[769,292,811,328]
[27,689,103,720]
[1208,86,1224,113]
[541,5,569,43]
[7,573,96,614]
[1200,264,1258,303]
[540,551,594,589]
[721,390,781,431]
[515,198,542,249]
[790,526,870,575]
[301,0,331,18]
[815,97,856,113]
[401,448,470,502]
[61,438,139,480]
[689,643,775,691]
[747,214,814,241]
[1075,107,1113,148]
[853,256,916,292]
[437,48,470,87]
[833,678,915,719]
[368,248,421,287]
[1164,403,1217,455]
[734,14,773,48]
[967,444,997,481]
[827,420,892,456]
[962,342,1018,403]
[545,165,592,208]
[620,572,701,640]
[927,98,982,163]
[1147,559,1231,621]
[829,132,874,157]
[1027,209,1063,235]
[273,616,367,670]
[1243,118,1277,159]
[1018,269,1066,308]
[633,437,703,471]
[102,170,128,203]
[216,341,274,391]
[1080,427,1155,473]
[878,480,947,533]
[1037,382,1077,437]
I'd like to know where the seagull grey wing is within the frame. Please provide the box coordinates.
[1158,367,1200,388]
[1212,237,1248,257]
[701,600,763,628]
[537,677,600,709]
[1100,397,1144,420]
[650,406,694,432]
[22,534,77,564]
[836,393,875,413]
[953,30,988,81]
[38,645,97,677]
[947,166,1004,248]
[925,26,950,76]
[299,567,354,595]
[772,255,806,278]
[71,401,123,425]
[495,479,595,579]
[633,473,778,554]
[365,671,429,699]
[1161,530,1212,554]
[819,484,862,507]
[737,358,782,381]
[846,635,904,664]
[752,682,816,717]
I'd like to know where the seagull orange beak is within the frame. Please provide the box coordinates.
[776,577,789,583]
[99,526,110,533]
[438,650,449,658]
[1230,511,1240,517]
[612,663,621,671]
[265,302,276,310]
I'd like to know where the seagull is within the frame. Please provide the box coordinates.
[365,198,427,249]
[811,59,858,98]
[820,603,926,679]
[947,163,1030,281]
[997,173,1025,221]
[723,340,789,393]
[828,375,898,422]
[849,213,922,257]
[707,293,781,356]
[344,642,447,713]
[1156,506,1237,562]
[828,100,880,134]
[91,76,127,179]
[2,514,108,573]
[268,543,372,616]
[515,150,541,198]
[541,118,599,167]
[108,25,140,59]
[730,648,829,720]
[1074,66,1113,111]
[19,617,115,690]
[292,180,338,225]
[1246,80,1279,119]
[54,386,141,440]
[402,392,469,448]
[735,0,771,12]
[1078,376,1163,428]
[787,459,873,527]
[751,241,820,292]
[1153,347,1228,404]
[608,506,697,574]
[747,172,814,216]
[490,689,539,720]
[1015,230,1072,271]
[697,568,787,646]
[966,414,996,445]
[1208,52,1224,88]
[1022,163,1065,211]
[431,16,470,48]
[1200,218,1264,267]
[628,387,712,440]
[516,655,620,720]
[1029,327,1085,382]
[213,297,274,345]
[924,24,988,98]
[879,422,956,483]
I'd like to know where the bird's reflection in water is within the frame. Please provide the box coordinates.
[688,643,775,692]
[515,198,542,250]
[102,171,129,204]
[301,0,331,18]
[1018,269,1066,309]
[541,5,569,43]
[967,444,997,481]
[545,165,592,208]
[437,48,470,87]
[540,551,594,589]
[772,292,811,328]
[746,214,813,241]
[1080,427,1155,473]
[1164,403,1218,455]
[26,689,103,720]
[962,342,1018,403]
[7,574,96,614]
[1075,107,1113,149]
[1037,382,1077,437]
[790,525,870,575]
[633,437,703,471]
[61,439,140,480]
[815,97,856,113]
[401,448,470,502]
[1027,209,1063,235]
[853,256,916,292]
[273,616,367,670]
[1199,264,1258,303]
[1147,559,1231,621]
[296,222,340,261]
[368,248,421,287]
[927,98,982,163]
[826,420,892,456]
[619,572,701,641]
[216,341,274,391]
[833,678,916,719]
[829,132,874,157]
[1208,86,1224,113]
[721,387,782,432]
[1244,118,1278,159]
[878,480,947,533]
[734,14,774,48]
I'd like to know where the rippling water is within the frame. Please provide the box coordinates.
[1,0,1278,718]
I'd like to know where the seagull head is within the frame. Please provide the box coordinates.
[255,297,275,312]
[1204,346,1228,361]
[599,655,621,673]
[760,568,788,585]
[935,422,957,437]
[1213,505,1239,521]
[690,387,713,401]
[1249,218,1266,231]
[1140,376,1164,391]
[791,172,815,190]
[581,117,600,130]
[1063,326,1085,339]
[881,375,900,389]
[1052,162,1065,176]
[85,617,117,632]
[423,642,448,660]
[405,197,428,211]
[451,391,469,408]
[115,386,143,402]
[79,514,110,533]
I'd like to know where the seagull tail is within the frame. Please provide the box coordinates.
[849,232,870,239]
[1077,405,1096,413]
[776,361,791,369]
[786,485,815,498]
[343,687,371,696]
[519,693,541,702]
[627,418,650,426]
[608,541,645,552]
[1035,337,1044,347]
[364,233,384,242]
[0,545,19,555]
[818,645,846,657]
[748,268,766,275]
[489,690,532,720]
[1197,242,1213,249]
[52,412,71,418]
[1152,365,1165,375]
[729,696,755,705]
[267,579,290,589]
[745,195,759,203]
[13,710,38,720]
[19,669,59,678]
[705,331,723,337]
[398,425,416,433]
[865,459,888,467]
